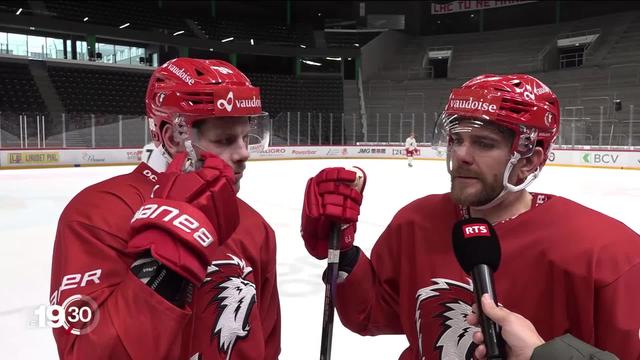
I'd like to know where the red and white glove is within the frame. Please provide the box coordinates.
[301,167,366,260]
[128,152,239,285]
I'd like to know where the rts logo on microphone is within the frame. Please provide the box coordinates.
[462,223,490,238]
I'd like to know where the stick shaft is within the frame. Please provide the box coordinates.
[320,225,340,360]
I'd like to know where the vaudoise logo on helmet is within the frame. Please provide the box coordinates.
[167,63,195,85]
[217,91,262,112]
[448,98,497,112]
[217,92,234,112]
[446,89,500,115]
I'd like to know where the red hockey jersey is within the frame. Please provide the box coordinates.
[336,193,640,359]
[49,163,281,360]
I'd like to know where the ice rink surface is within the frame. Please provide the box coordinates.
[1,158,639,359]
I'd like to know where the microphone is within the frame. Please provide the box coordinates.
[452,217,505,359]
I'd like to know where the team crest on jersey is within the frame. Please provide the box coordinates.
[203,254,256,360]
[415,278,478,360]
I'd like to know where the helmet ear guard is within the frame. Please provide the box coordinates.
[514,126,538,158]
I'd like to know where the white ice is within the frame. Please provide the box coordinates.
[1,158,639,359]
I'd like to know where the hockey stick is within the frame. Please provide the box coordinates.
[320,167,364,360]
[320,224,340,360]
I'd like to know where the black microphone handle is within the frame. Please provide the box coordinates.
[471,264,506,359]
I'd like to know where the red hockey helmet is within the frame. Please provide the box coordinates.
[435,74,559,163]
[145,57,268,149]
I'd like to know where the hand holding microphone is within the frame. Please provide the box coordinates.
[468,294,544,360]
[452,217,506,359]
[453,218,618,360]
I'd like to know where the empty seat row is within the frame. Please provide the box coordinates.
[48,65,149,115]
[0,61,47,113]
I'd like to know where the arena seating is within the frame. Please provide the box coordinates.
[247,73,343,115]
[0,61,47,113]
[360,11,640,146]
[47,65,150,115]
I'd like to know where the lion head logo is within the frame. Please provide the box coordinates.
[204,254,256,360]
[415,278,478,360]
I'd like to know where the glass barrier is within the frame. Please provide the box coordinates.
[0,112,147,149]
[1,109,638,150]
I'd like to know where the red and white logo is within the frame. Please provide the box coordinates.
[445,89,501,119]
[544,111,553,126]
[448,98,498,113]
[210,66,233,75]
[203,255,256,359]
[155,92,166,106]
[415,278,478,359]
[167,64,195,85]
[533,83,550,96]
[217,91,263,113]
[217,91,234,112]
[462,223,490,238]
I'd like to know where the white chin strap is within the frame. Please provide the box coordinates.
[471,152,541,210]
[160,145,172,164]
[159,140,204,172]
[158,121,203,172]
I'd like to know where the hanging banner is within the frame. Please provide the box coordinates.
[431,1,536,15]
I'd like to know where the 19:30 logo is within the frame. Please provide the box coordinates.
[34,295,99,335]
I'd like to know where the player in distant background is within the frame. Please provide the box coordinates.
[142,141,167,172]
[404,132,417,167]
[300,74,640,359]
[50,58,280,360]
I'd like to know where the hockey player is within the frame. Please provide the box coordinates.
[404,132,417,167]
[142,141,167,172]
[300,74,640,359]
[50,58,280,359]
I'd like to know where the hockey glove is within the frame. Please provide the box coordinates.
[301,167,366,260]
[128,152,239,285]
